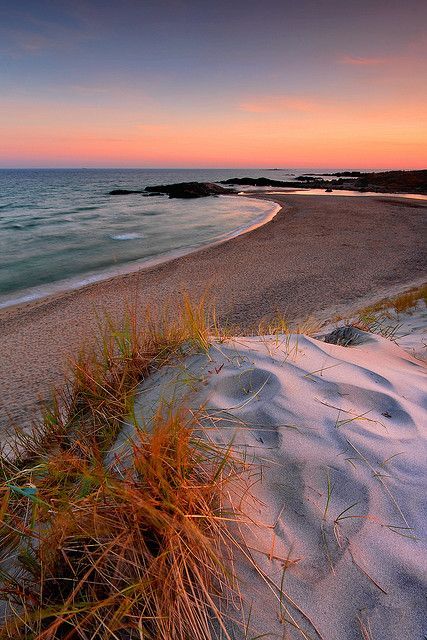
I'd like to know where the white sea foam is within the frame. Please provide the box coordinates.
[111,233,144,240]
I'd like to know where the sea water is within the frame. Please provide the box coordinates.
[0,168,291,308]
[0,167,361,308]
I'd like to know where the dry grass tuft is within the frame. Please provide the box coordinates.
[256,312,320,338]
[359,283,427,316]
[329,284,427,342]
[0,296,246,640]
[6,294,211,465]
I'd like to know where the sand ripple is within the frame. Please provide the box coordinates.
[133,325,426,639]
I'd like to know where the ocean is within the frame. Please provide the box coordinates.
[0,168,327,308]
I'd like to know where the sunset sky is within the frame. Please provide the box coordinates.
[1,0,426,168]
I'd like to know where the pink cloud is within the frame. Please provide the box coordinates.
[339,55,389,66]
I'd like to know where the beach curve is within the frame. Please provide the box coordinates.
[0,193,426,434]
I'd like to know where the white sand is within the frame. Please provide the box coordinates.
[127,310,427,639]
[322,300,427,364]
[384,302,427,363]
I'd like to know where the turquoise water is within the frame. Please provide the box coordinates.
[0,168,300,307]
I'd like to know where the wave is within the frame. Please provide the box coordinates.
[74,205,100,212]
[0,178,281,309]
[5,223,25,230]
[2,221,43,230]
[111,233,144,241]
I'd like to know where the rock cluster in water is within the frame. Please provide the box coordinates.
[109,182,235,199]
[109,189,146,195]
[144,182,235,198]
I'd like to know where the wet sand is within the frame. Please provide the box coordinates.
[1,194,426,432]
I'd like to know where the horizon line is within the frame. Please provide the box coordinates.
[1,166,425,171]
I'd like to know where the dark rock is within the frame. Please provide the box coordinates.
[323,326,366,346]
[220,177,288,187]
[329,171,364,177]
[325,188,333,192]
[351,170,427,195]
[144,182,235,199]
[219,176,332,189]
[109,189,145,195]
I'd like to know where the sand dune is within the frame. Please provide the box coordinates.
[131,311,426,639]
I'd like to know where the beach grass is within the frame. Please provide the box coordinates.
[359,283,427,315]
[1,286,424,639]
[327,283,427,343]
[0,295,248,640]
[0,293,320,639]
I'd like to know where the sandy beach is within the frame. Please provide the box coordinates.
[0,193,426,433]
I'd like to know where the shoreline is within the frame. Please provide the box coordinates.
[0,193,426,432]
[2,188,425,315]
[0,195,281,312]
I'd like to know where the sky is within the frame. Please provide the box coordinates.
[0,0,426,168]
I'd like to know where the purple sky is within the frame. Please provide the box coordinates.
[1,0,426,167]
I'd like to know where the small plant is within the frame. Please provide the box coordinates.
[354,313,402,340]
[322,469,334,521]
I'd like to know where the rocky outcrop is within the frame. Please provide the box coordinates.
[220,170,427,195]
[352,170,427,194]
[109,170,427,199]
[108,183,232,198]
[220,176,327,188]
[328,171,363,177]
[323,326,367,346]
[220,177,289,187]
[144,182,235,198]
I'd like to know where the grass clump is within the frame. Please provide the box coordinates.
[353,313,402,340]
[328,284,427,343]
[359,283,427,316]
[0,296,244,640]
[8,294,210,464]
